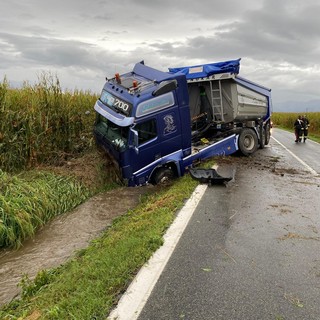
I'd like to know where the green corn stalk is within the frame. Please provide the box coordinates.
[0,74,97,172]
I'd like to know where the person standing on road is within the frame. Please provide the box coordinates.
[294,115,303,142]
[302,114,310,142]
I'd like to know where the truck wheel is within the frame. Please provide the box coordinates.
[151,167,175,185]
[238,128,258,156]
[265,123,271,145]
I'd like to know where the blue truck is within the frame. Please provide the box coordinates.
[93,59,272,186]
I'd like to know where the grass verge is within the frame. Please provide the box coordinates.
[0,175,198,319]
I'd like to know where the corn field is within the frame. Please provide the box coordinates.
[272,112,320,137]
[0,73,98,172]
[0,74,101,248]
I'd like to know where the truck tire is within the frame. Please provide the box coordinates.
[151,167,175,185]
[238,128,258,156]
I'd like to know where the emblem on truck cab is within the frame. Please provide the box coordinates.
[163,114,177,134]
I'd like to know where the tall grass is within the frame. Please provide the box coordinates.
[0,169,91,248]
[0,74,98,172]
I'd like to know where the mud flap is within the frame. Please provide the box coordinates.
[189,167,233,185]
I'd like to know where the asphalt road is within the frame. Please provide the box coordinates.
[111,128,320,320]
[271,128,320,174]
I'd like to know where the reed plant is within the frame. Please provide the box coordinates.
[0,74,98,172]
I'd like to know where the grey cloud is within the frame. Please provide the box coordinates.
[142,0,320,68]
[0,32,97,69]
[130,0,258,20]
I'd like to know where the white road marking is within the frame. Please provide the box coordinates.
[271,136,318,176]
[108,184,207,320]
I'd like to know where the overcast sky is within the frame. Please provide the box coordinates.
[1,0,320,112]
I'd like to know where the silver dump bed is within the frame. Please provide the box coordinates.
[188,74,269,123]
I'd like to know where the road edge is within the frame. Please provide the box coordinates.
[108,184,207,320]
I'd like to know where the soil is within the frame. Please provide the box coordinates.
[37,150,123,189]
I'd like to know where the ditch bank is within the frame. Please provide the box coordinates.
[0,185,155,305]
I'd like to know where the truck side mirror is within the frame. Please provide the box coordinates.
[130,128,139,154]
[152,80,177,97]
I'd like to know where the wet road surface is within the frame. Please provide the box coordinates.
[271,128,320,174]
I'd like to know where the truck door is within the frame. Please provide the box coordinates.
[130,118,159,177]
[158,110,181,156]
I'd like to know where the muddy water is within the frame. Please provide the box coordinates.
[0,186,155,305]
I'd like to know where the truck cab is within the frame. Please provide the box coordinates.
[94,62,192,186]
